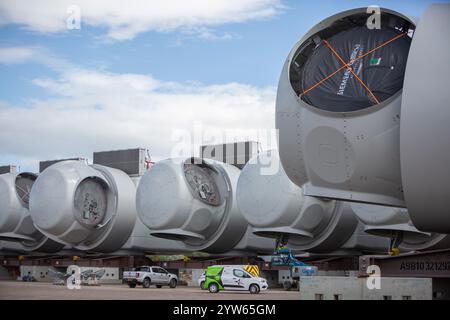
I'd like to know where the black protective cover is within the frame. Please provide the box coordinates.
[300,27,411,112]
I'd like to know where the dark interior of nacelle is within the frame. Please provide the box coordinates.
[15,173,36,208]
[289,11,415,112]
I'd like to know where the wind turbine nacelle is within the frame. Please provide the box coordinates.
[29,161,136,253]
[352,203,450,251]
[136,157,252,254]
[0,171,64,253]
[276,5,450,233]
[351,203,427,239]
[237,150,388,254]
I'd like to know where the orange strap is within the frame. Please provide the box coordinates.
[301,32,407,98]
[323,39,380,104]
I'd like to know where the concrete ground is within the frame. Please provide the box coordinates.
[0,281,299,300]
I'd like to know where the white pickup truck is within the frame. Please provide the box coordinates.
[123,266,178,288]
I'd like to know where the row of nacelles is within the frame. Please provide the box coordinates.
[0,157,275,256]
[237,151,450,254]
[2,149,448,257]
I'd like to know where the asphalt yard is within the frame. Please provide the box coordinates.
[0,280,299,300]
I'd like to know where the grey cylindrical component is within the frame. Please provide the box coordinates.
[0,240,27,254]
[230,227,276,255]
[0,172,63,253]
[351,203,450,252]
[237,150,336,239]
[114,217,188,255]
[351,203,430,241]
[291,201,360,253]
[275,8,414,207]
[337,222,389,255]
[136,157,247,254]
[400,4,450,233]
[30,161,136,252]
[237,150,359,253]
[0,241,80,256]
[399,234,450,252]
[0,172,37,242]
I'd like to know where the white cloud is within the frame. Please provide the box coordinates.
[0,0,283,41]
[0,47,276,172]
[0,46,72,70]
[0,47,35,64]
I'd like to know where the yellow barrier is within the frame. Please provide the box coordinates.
[244,265,260,277]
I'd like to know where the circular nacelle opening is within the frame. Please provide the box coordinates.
[74,177,108,228]
[15,173,37,209]
[180,158,233,246]
[289,9,414,112]
[183,160,223,206]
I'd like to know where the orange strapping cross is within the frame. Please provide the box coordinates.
[323,39,380,104]
[301,32,407,102]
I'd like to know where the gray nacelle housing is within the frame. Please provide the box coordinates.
[112,212,188,255]
[0,172,63,253]
[29,160,136,252]
[399,5,450,233]
[351,203,428,239]
[230,227,276,255]
[276,7,412,207]
[0,240,32,254]
[0,172,40,242]
[0,241,81,256]
[136,157,253,254]
[398,233,450,252]
[353,203,450,251]
[326,222,389,256]
[275,5,450,233]
[237,150,387,254]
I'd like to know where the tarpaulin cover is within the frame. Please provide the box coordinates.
[300,27,411,112]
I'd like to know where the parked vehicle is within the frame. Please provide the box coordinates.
[123,266,178,288]
[272,246,318,290]
[198,271,206,289]
[199,265,259,289]
[203,265,268,294]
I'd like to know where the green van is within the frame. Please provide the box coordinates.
[203,265,268,294]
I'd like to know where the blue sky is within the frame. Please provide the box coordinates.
[0,0,447,171]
